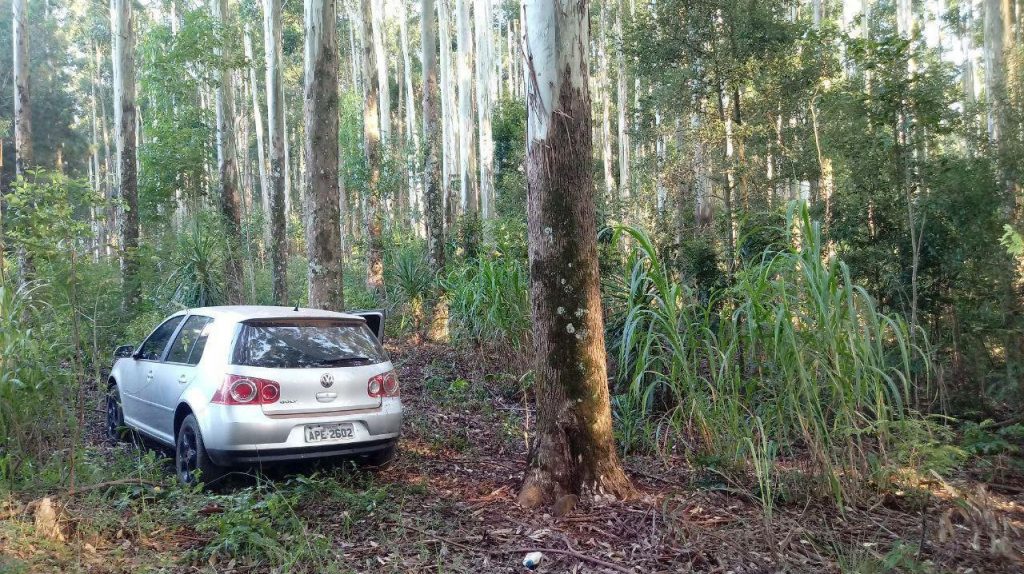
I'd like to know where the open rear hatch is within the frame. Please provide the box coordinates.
[231,317,388,415]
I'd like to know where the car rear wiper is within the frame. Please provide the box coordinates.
[316,356,371,366]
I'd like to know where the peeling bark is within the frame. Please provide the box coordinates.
[518,0,632,510]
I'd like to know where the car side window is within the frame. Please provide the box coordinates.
[137,316,185,361]
[166,316,214,365]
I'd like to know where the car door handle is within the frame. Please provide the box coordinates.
[316,392,337,402]
[178,374,189,384]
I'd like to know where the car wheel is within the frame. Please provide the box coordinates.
[363,442,397,469]
[175,415,224,487]
[106,385,126,442]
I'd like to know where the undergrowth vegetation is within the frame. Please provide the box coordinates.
[606,205,931,506]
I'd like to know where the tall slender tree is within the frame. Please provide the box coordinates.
[475,0,494,220]
[371,0,392,147]
[421,0,444,272]
[438,0,457,226]
[112,0,140,309]
[304,0,344,310]
[455,0,479,250]
[614,0,630,206]
[264,0,289,304]
[399,0,420,226]
[362,0,385,296]
[13,0,32,178]
[244,26,272,247]
[213,0,245,304]
[517,0,632,509]
[12,0,35,285]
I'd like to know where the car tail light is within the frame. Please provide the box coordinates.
[368,370,399,398]
[212,375,281,405]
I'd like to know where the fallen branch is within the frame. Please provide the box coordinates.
[67,479,163,496]
[398,522,633,573]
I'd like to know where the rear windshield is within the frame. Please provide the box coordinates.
[232,319,386,368]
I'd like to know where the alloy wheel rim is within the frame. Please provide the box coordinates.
[177,429,198,483]
[106,394,120,436]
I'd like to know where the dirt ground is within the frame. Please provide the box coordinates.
[2,340,1022,573]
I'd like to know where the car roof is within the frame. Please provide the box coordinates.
[177,305,367,323]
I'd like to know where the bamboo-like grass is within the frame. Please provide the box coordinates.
[608,203,929,506]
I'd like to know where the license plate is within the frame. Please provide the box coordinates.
[304,423,355,443]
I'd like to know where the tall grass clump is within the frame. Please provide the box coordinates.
[444,255,530,351]
[608,203,929,506]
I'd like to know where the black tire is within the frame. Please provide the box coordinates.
[363,441,398,469]
[106,385,127,442]
[175,415,225,487]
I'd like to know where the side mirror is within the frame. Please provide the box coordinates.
[114,345,135,360]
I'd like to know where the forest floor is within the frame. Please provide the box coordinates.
[1,339,1023,573]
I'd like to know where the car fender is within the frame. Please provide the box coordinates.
[176,385,215,435]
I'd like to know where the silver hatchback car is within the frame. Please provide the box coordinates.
[106,306,402,484]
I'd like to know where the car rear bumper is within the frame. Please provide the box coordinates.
[207,437,396,466]
[196,397,402,464]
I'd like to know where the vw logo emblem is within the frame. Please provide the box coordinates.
[320,373,334,388]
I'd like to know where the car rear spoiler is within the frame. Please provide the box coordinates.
[349,309,386,342]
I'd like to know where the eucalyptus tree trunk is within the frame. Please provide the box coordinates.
[456,0,479,251]
[264,0,289,304]
[348,11,361,93]
[399,0,420,226]
[13,0,32,177]
[112,0,140,310]
[438,0,457,226]
[421,0,445,272]
[362,0,385,296]
[614,0,630,205]
[598,1,615,204]
[212,0,245,304]
[90,52,104,260]
[517,0,632,510]
[304,0,344,310]
[475,0,494,221]
[13,0,35,284]
[371,0,392,147]
[244,27,272,246]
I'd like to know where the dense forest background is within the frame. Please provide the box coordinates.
[2,0,1024,570]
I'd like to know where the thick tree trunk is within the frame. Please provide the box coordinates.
[475,0,494,221]
[372,0,392,147]
[112,0,140,310]
[363,0,385,297]
[422,0,445,272]
[265,0,289,304]
[517,0,632,510]
[213,0,245,304]
[304,0,344,310]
